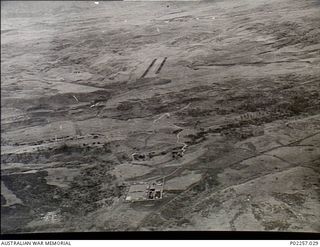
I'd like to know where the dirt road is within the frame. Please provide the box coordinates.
[1,0,320,233]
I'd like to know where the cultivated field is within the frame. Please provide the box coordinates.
[1,0,320,233]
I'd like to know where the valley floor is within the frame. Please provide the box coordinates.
[1,0,320,232]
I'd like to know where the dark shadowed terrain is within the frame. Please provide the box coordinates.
[1,0,320,233]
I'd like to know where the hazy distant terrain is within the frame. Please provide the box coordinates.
[1,0,320,233]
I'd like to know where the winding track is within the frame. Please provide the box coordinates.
[136,131,320,229]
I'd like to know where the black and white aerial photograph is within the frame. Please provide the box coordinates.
[1,0,320,235]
